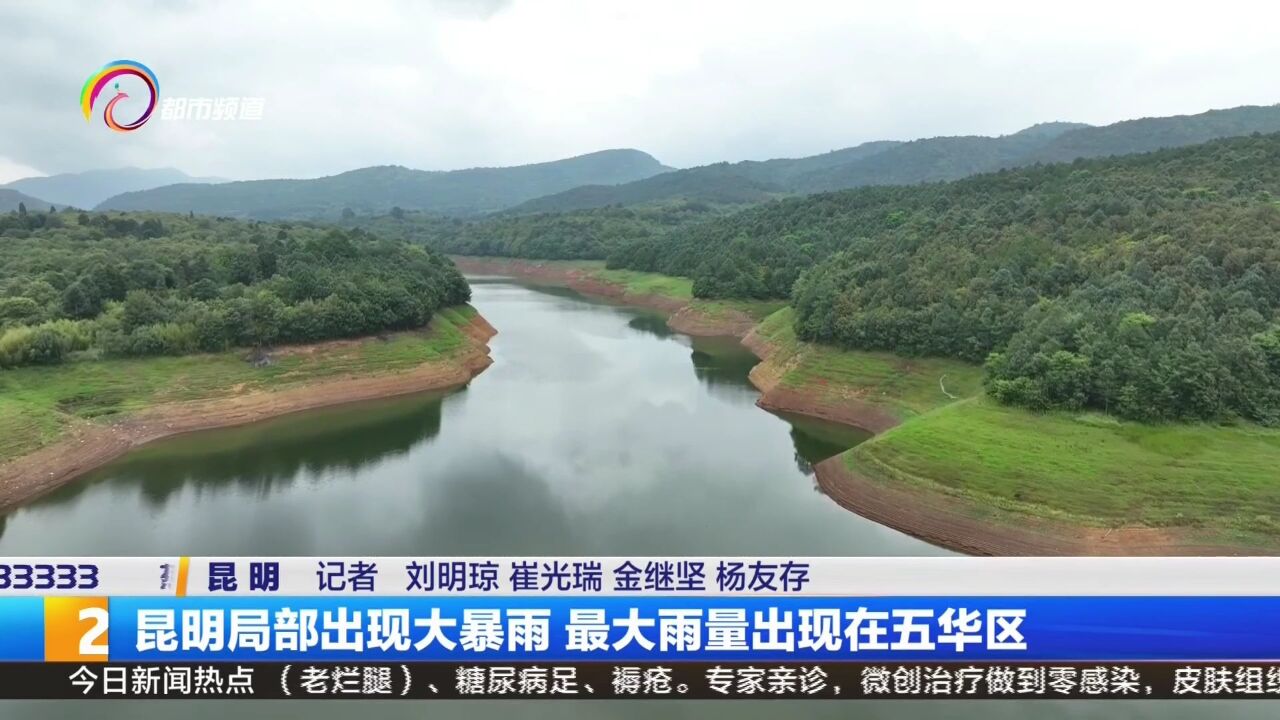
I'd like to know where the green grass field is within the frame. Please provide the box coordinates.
[688,298,789,322]
[848,397,1280,536]
[753,308,984,420]
[0,305,481,465]
[589,267,694,301]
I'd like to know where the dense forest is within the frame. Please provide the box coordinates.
[343,202,723,260]
[612,133,1280,424]
[0,209,468,368]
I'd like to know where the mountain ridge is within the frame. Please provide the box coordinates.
[0,188,56,213]
[96,149,670,219]
[509,105,1280,212]
[68,103,1280,220]
[3,167,223,210]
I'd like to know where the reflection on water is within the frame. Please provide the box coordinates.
[689,335,762,398]
[781,411,872,474]
[1,279,1273,718]
[33,391,450,511]
[626,312,676,339]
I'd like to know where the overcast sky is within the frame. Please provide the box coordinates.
[2,0,1279,183]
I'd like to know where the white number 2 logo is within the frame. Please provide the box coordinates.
[78,606,108,656]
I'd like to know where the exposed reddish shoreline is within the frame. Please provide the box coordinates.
[462,258,1272,556]
[0,314,496,512]
[740,329,902,434]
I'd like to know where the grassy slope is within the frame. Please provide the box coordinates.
[551,261,785,321]
[744,308,1280,541]
[0,306,480,464]
[752,308,984,420]
[591,267,693,300]
[688,298,789,323]
[848,398,1280,537]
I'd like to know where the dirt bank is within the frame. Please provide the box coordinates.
[0,314,496,512]
[741,329,901,434]
[452,257,754,337]
[813,455,1265,556]
[666,305,759,338]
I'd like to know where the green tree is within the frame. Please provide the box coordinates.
[0,297,41,327]
[61,279,103,319]
[122,290,166,331]
[24,328,68,365]
[245,290,285,346]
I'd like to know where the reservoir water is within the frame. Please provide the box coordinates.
[0,279,1267,718]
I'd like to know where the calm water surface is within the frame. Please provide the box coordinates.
[0,279,1266,718]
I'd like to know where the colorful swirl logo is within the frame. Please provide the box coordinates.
[80,60,159,132]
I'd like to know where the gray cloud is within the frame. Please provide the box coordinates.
[1,0,1278,182]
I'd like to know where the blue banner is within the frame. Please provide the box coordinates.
[0,598,43,661]
[46,596,1280,663]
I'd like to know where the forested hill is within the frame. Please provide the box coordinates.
[611,132,1280,424]
[791,106,1280,193]
[508,140,903,213]
[505,164,787,213]
[0,189,55,213]
[0,210,468,368]
[505,104,1280,213]
[1023,105,1280,165]
[789,124,1086,193]
[94,149,670,219]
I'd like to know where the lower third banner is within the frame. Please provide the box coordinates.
[9,662,1280,700]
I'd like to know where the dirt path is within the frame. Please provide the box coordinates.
[0,315,496,512]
